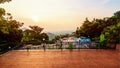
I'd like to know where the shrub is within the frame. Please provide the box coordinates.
[68,43,73,49]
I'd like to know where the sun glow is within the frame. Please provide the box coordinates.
[32,16,39,22]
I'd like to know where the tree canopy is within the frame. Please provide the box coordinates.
[22,25,49,44]
[0,8,24,51]
[74,10,120,42]
[0,0,11,3]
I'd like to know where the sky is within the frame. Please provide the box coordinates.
[0,0,120,32]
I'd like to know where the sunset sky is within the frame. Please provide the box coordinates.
[0,0,120,32]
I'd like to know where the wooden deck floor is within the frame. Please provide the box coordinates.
[0,46,120,68]
[0,49,120,68]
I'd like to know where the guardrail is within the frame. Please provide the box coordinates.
[0,42,23,54]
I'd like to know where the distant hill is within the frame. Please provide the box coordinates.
[46,32,55,40]
[52,30,73,35]
[46,31,73,40]
[20,27,73,40]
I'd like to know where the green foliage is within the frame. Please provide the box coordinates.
[0,8,23,52]
[74,10,120,43]
[0,8,5,17]
[60,34,70,38]
[47,40,55,44]
[114,11,120,18]
[75,27,81,38]
[96,41,106,48]
[22,26,49,44]
[68,43,74,49]
[54,35,60,41]
[39,33,49,43]
[0,8,23,42]
[29,25,43,34]
[53,34,70,42]
[74,18,106,38]
[0,0,11,3]
[117,22,120,27]
[100,34,105,42]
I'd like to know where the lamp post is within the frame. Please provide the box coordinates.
[43,38,46,52]
[60,38,63,51]
[78,39,80,50]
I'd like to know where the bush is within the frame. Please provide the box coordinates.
[96,40,106,49]
[68,43,73,49]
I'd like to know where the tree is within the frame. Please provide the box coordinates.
[0,8,24,51]
[0,0,11,3]
[74,10,120,42]
[0,8,5,17]
[75,27,80,38]
[54,35,60,41]
[22,29,34,42]
[114,11,120,18]
[22,25,46,43]
[39,33,49,43]
[29,25,43,34]
[29,25,44,41]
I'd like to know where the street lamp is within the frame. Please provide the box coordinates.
[78,38,80,50]
[60,38,63,50]
[42,38,46,51]
[43,38,45,43]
